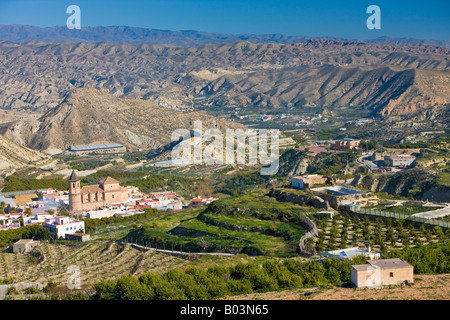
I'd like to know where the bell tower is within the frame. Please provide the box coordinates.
[68,170,82,212]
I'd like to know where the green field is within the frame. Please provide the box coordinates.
[438,172,450,187]
[126,193,312,257]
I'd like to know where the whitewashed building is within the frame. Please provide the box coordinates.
[319,247,380,261]
[23,212,55,226]
[43,216,85,239]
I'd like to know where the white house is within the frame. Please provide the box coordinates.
[43,216,85,239]
[292,176,304,189]
[136,192,184,211]
[151,202,183,211]
[87,209,120,220]
[191,196,218,207]
[319,247,380,261]
[0,213,22,230]
[23,212,55,226]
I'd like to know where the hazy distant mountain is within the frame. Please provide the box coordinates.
[0,24,326,46]
[1,24,449,48]
[368,36,450,49]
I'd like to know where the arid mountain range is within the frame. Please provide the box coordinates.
[2,25,449,48]
[0,88,244,155]
[0,38,448,117]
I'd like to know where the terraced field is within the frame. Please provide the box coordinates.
[312,212,446,253]
[126,193,312,257]
[0,241,187,287]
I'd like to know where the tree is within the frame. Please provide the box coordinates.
[6,286,18,295]
[385,218,392,228]
[306,237,315,247]
[395,219,405,233]
[364,216,371,228]
[94,279,116,298]
[24,208,33,217]
[115,274,154,300]
[386,225,395,244]
[340,228,348,249]
[316,240,325,253]
[57,205,69,216]
[328,236,336,250]
[326,267,340,283]
[433,226,445,240]
[330,224,339,238]
[419,224,426,234]
[164,269,209,300]
[413,235,423,247]
[425,230,433,243]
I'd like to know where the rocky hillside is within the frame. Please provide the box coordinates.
[0,40,448,117]
[0,88,245,154]
[277,149,361,177]
[199,65,450,115]
[0,134,48,171]
[352,168,450,202]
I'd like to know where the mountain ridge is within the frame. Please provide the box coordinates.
[0,88,245,154]
[0,39,448,117]
[1,25,449,49]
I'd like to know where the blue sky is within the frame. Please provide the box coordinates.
[0,0,449,40]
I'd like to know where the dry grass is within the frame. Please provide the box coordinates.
[223,274,450,300]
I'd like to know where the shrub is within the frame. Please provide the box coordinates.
[115,274,154,300]
[227,279,253,294]
[262,260,302,288]
[94,279,116,297]
[185,267,230,298]
[230,262,278,291]
[24,287,41,294]
[164,269,209,300]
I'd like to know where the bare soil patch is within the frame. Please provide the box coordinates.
[222,274,450,300]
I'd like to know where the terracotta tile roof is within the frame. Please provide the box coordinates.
[296,146,328,154]
[99,176,120,185]
[81,185,103,193]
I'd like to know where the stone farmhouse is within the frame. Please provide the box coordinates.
[292,174,332,190]
[13,239,39,254]
[351,258,414,288]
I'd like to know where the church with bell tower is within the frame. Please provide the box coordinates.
[68,170,129,212]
